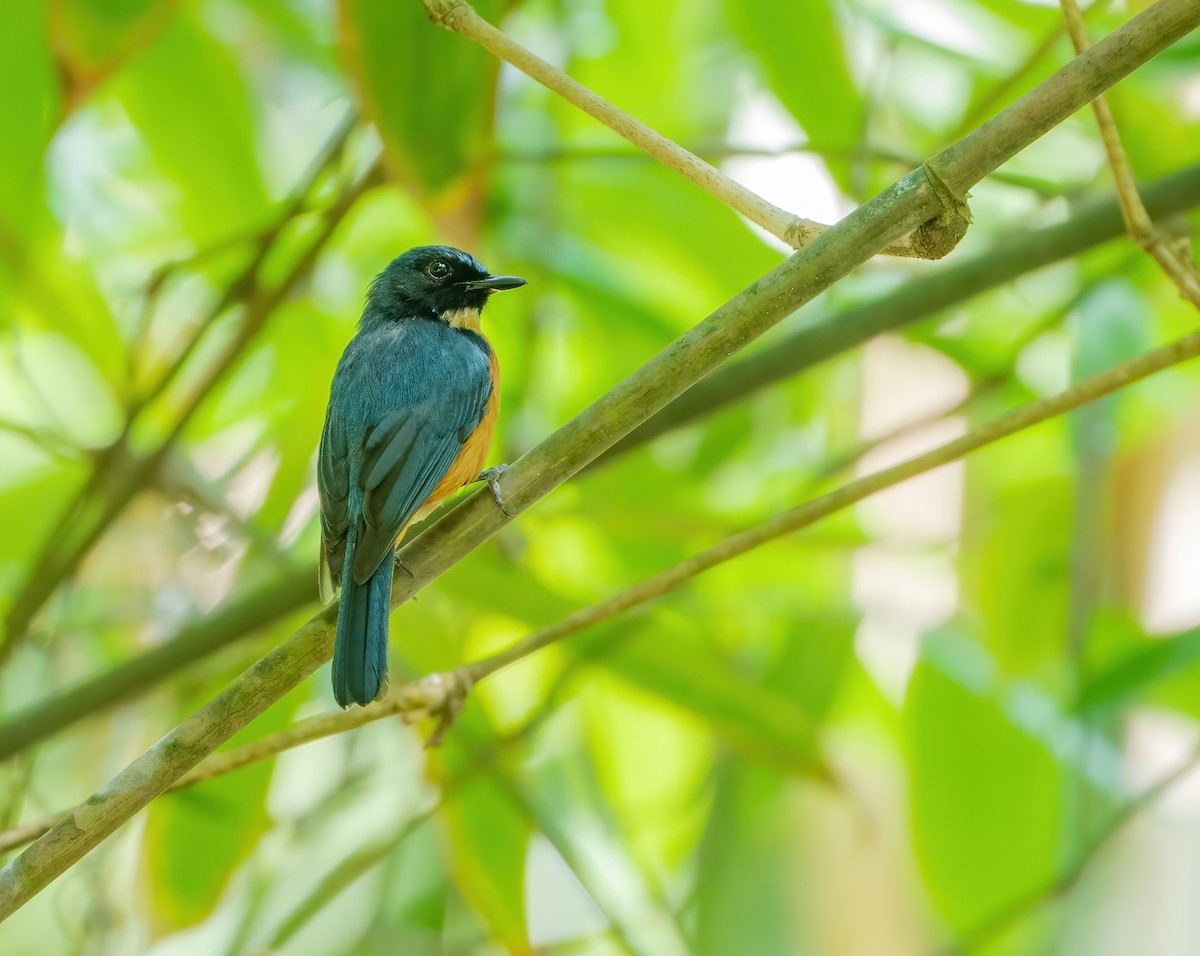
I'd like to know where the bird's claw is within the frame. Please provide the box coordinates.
[477,464,514,518]
[393,553,415,578]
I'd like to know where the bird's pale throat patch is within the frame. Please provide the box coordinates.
[441,306,482,332]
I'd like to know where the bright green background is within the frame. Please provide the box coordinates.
[1,1,1199,954]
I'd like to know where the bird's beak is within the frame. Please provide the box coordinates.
[461,275,527,292]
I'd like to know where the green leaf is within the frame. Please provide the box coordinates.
[0,459,85,627]
[141,690,300,932]
[1071,280,1149,383]
[1079,626,1200,714]
[374,819,452,950]
[50,0,178,79]
[724,0,864,150]
[907,630,1063,931]
[0,1,58,240]
[695,762,798,956]
[520,727,695,954]
[337,0,501,196]
[115,10,269,239]
[435,723,530,949]
[963,468,1073,674]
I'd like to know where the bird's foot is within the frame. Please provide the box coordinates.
[393,552,415,578]
[477,464,514,517]
[396,669,474,748]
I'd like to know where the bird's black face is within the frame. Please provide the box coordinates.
[370,245,525,328]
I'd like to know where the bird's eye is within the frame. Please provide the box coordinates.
[428,260,450,279]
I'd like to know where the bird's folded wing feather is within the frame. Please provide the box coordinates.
[318,329,493,592]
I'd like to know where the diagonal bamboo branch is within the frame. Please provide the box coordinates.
[1,0,1195,919]
[420,0,963,259]
[0,658,574,857]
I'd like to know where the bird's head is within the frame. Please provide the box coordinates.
[367,245,526,331]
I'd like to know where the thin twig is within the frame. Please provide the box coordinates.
[421,0,959,258]
[0,658,560,858]
[157,453,292,562]
[813,288,1089,482]
[0,818,55,858]
[421,0,811,244]
[0,719,432,857]
[1060,0,1200,309]
[1,0,1194,917]
[463,324,1200,685]
[130,110,360,417]
[501,142,1067,197]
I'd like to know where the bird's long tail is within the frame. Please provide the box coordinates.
[332,535,393,708]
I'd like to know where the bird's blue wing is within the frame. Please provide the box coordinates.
[353,385,489,582]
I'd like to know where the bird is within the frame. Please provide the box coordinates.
[317,245,525,708]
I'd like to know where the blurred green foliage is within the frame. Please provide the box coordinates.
[0,0,1199,954]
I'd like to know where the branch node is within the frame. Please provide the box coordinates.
[782,218,827,249]
[901,160,973,260]
[422,0,469,29]
[393,668,474,747]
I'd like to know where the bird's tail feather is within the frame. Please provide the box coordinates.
[332,539,393,708]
